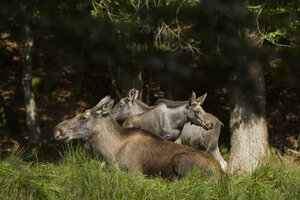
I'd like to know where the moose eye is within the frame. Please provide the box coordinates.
[80,116,88,121]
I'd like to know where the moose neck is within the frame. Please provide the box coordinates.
[90,115,126,162]
[168,104,189,130]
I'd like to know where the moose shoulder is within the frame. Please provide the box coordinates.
[53,96,224,180]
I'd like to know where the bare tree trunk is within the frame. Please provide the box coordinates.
[21,25,41,152]
[228,28,269,174]
[229,60,269,174]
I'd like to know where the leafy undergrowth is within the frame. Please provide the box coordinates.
[0,146,299,200]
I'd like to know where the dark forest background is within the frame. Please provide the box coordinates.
[0,0,299,163]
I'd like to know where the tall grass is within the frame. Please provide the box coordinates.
[1,145,299,200]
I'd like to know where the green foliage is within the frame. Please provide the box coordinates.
[248,0,300,45]
[31,76,43,93]
[1,147,299,200]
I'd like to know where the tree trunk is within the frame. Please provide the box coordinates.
[228,57,269,174]
[21,24,41,152]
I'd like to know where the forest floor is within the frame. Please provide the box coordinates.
[0,33,299,163]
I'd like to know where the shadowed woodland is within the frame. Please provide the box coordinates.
[0,0,299,169]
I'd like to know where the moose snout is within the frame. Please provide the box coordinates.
[53,127,64,140]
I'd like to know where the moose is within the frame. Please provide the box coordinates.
[156,98,227,171]
[54,96,224,180]
[119,91,213,141]
[111,88,227,171]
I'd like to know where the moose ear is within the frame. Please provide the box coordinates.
[95,99,114,116]
[186,91,196,109]
[134,90,139,99]
[101,99,115,115]
[95,95,111,109]
[128,88,139,100]
[196,93,207,105]
[128,88,136,100]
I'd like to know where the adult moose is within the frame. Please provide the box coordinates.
[111,88,227,171]
[53,96,224,180]
[120,91,213,142]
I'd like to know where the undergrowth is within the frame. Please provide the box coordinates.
[0,145,299,200]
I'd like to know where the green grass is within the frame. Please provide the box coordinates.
[1,146,299,200]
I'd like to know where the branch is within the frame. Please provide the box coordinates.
[255,5,293,48]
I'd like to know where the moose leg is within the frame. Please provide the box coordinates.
[172,152,210,177]
[161,129,181,141]
[210,146,227,171]
[205,130,227,171]
[131,167,144,175]
[175,136,182,144]
[172,153,193,177]
[173,152,223,178]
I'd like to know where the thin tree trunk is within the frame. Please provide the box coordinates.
[21,24,41,151]
[229,58,269,174]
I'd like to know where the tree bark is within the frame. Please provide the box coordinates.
[21,25,41,151]
[229,56,269,173]
[228,28,269,174]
